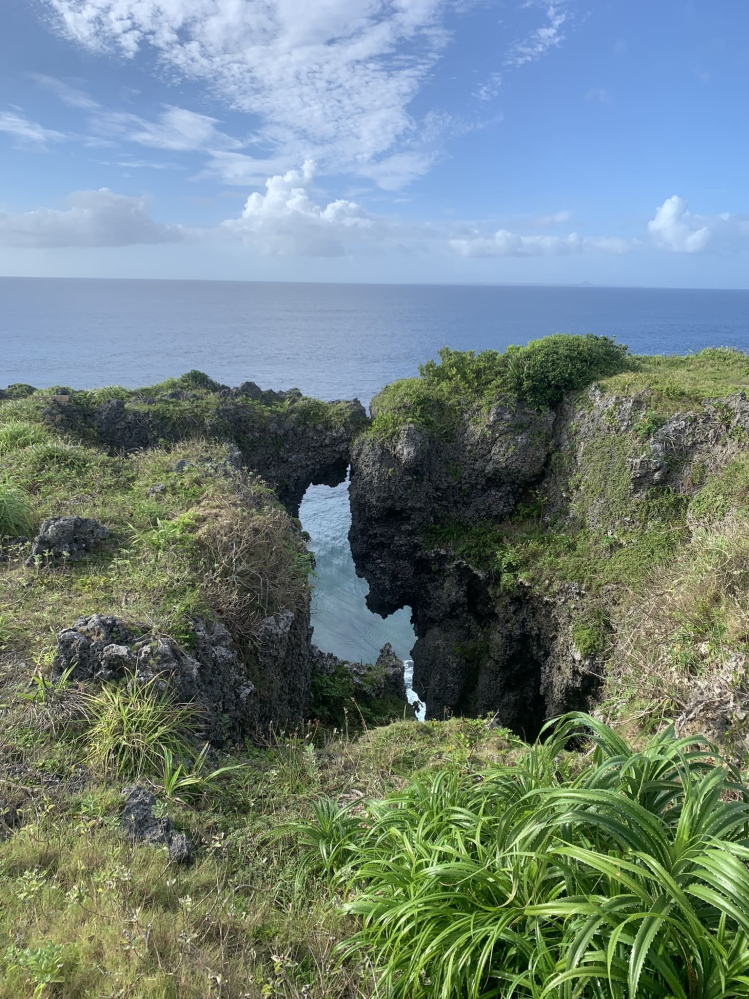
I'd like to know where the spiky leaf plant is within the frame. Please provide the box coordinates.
[302,713,749,999]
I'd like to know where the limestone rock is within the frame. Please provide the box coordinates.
[375,643,408,701]
[27,517,110,564]
[121,786,194,864]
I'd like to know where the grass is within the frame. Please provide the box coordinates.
[0,700,519,998]
[598,347,749,414]
[0,481,34,538]
[0,428,310,671]
[83,678,199,780]
[304,713,749,999]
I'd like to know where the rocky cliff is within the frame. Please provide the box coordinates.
[33,371,368,515]
[0,374,404,745]
[350,345,749,739]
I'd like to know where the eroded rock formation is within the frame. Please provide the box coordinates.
[349,388,749,738]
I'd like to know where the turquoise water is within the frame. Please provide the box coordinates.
[3,277,748,667]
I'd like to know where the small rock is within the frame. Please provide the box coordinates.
[147,483,166,495]
[0,798,20,838]
[173,460,193,473]
[121,786,194,865]
[121,786,170,845]
[27,516,110,564]
[168,833,194,865]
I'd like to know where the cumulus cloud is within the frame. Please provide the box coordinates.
[216,161,637,259]
[221,161,383,256]
[0,189,183,247]
[0,111,66,150]
[648,195,749,254]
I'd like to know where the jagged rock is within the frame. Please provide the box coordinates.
[309,643,409,723]
[50,608,316,743]
[168,833,195,865]
[121,786,194,864]
[27,517,110,564]
[350,382,749,736]
[44,381,369,516]
[375,643,408,701]
[52,615,139,681]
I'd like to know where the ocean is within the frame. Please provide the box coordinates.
[2,277,748,670]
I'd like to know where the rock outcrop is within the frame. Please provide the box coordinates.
[349,388,749,738]
[121,786,194,864]
[52,609,314,744]
[42,378,368,515]
[27,517,110,564]
[309,643,410,725]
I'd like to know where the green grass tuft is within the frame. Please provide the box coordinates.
[0,481,34,539]
[83,677,198,780]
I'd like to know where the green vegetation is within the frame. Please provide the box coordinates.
[3,349,749,998]
[83,678,199,780]
[0,421,309,667]
[369,334,629,440]
[304,713,749,999]
[310,662,409,729]
[0,692,516,998]
[0,480,34,538]
[598,346,749,414]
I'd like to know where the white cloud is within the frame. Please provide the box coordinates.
[40,0,452,188]
[29,72,100,109]
[216,161,636,259]
[91,105,243,152]
[450,228,633,258]
[221,161,383,256]
[506,1,571,68]
[648,195,749,254]
[0,189,183,247]
[0,111,66,150]
[475,71,503,102]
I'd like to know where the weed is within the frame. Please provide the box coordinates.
[3,942,72,998]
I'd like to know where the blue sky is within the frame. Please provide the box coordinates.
[1,0,748,286]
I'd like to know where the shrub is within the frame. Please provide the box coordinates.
[304,713,749,999]
[83,677,198,779]
[3,383,36,400]
[419,334,629,410]
[504,333,629,408]
[0,481,34,538]
[571,608,610,656]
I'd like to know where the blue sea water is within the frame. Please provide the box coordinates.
[2,278,748,670]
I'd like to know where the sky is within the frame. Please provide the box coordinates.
[1,0,748,286]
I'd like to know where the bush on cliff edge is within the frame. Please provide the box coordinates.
[369,333,629,440]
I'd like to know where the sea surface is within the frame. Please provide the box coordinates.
[2,278,749,675]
